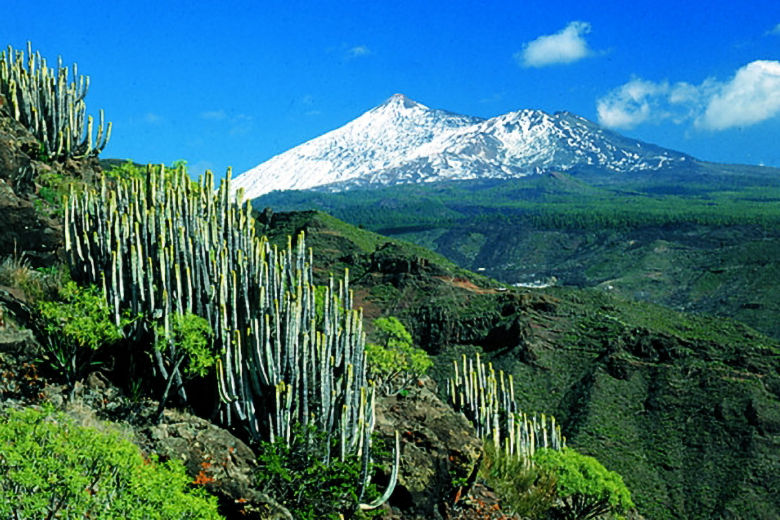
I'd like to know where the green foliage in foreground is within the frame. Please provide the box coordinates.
[478,442,634,520]
[0,406,221,519]
[478,440,558,519]
[254,424,380,520]
[154,312,216,420]
[37,281,131,385]
[155,312,216,379]
[533,448,634,520]
[365,316,433,395]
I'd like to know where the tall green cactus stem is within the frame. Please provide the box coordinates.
[448,353,565,465]
[0,42,111,160]
[64,165,397,510]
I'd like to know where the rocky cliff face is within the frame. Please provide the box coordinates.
[0,106,101,266]
[374,379,483,520]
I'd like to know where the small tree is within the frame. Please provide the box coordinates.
[154,312,216,421]
[365,316,432,395]
[533,448,634,520]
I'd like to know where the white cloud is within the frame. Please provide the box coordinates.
[597,60,780,131]
[200,110,227,121]
[347,45,371,58]
[517,21,593,68]
[596,78,668,128]
[768,23,780,35]
[697,60,780,130]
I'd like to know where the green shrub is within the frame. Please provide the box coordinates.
[254,424,380,520]
[154,312,216,420]
[477,444,634,520]
[104,159,148,181]
[533,447,634,520]
[37,281,131,385]
[156,312,216,378]
[0,406,221,519]
[365,316,433,395]
[478,440,558,519]
[0,250,35,293]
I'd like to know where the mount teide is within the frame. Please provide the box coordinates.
[232,94,692,200]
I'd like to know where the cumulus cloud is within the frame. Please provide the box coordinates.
[596,78,714,128]
[597,60,780,131]
[516,21,593,68]
[596,78,668,128]
[697,61,780,130]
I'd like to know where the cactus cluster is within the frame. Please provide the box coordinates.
[64,165,397,509]
[449,353,565,464]
[0,42,111,160]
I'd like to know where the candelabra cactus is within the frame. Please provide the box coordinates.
[0,42,111,160]
[64,165,397,510]
[448,353,565,464]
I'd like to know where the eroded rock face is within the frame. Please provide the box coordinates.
[374,378,482,520]
[144,409,293,519]
[0,107,102,266]
[0,106,39,189]
[0,179,61,264]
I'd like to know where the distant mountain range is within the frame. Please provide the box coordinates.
[232,94,693,199]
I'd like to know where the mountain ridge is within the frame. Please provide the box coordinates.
[232,94,691,199]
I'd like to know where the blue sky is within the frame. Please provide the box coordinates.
[3,1,779,177]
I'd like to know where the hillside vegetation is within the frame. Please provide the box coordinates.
[262,210,780,519]
[254,169,780,339]
[3,40,779,519]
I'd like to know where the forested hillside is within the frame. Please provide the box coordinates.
[262,210,780,519]
[254,170,780,339]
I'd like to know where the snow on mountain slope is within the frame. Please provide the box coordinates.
[232,94,690,199]
[231,94,481,199]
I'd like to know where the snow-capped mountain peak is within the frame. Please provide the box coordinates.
[232,95,689,199]
[374,93,427,111]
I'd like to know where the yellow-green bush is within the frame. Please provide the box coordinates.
[0,406,222,519]
[478,443,634,520]
[478,440,557,519]
[37,281,130,385]
[533,447,634,520]
[365,316,432,395]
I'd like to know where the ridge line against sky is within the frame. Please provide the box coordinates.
[2,0,779,177]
